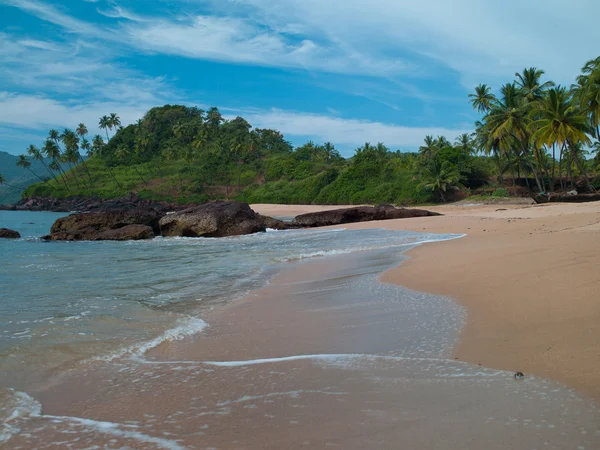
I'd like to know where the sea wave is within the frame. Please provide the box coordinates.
[90,316,208,362]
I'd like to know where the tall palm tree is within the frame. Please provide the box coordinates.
[43,139,70,190]
[60,128,84,188]
[532,86,595,191]
[99,116,111,141]
[109,113,121,136]
[454,133,474,155]
[0,173,19,189]
[515,67,554,102]
[76,123,88,138]
[16,155,48,184]
[27,144,55,182]
[419,135,438,158]
[469,84,497,113]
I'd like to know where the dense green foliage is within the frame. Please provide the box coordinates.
[470,57,600,192]
[15,105,494,205]
[9,56,599,207]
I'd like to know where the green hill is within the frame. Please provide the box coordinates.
[18,105,492,206]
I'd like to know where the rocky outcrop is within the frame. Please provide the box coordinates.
[0,228,20,239]
[291,204,441,228]
[159,201,269,238]
[534,192,600,204]
[43,208,164,241]
[44,224,155,241]
[260,215,295,231]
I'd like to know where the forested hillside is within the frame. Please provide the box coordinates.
[5,56,600,207]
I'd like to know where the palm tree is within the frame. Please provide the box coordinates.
[76,123,88,138]
[43,139,70,190]
[16,155,48,184]
[0,173,19,189]
[109,113,121,136]
[532,86,595,191]
[515,67,554,102]
[27,144,55,182]
[483,83,546,191]
[454,133,474,155]
[419,135,438,158]
[469,84,496,113]
[418,159,461,202]
[99,115,110,141]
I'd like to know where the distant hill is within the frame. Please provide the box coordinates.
[0,151,68,205]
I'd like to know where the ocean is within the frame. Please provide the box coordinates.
[1,210,599,449]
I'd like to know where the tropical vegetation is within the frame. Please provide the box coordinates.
[4,56,599,207]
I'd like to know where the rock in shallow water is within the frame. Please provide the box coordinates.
[43,208,163,241]
[291,205,441,228]
[0,228,21,239]
[159,201,268,237]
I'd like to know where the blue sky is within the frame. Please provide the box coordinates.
[1,0,599,156]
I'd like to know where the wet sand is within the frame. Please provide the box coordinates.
[9,243,600,449]
[254,201,600,400]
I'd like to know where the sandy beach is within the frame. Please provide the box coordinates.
[253,201,600,400]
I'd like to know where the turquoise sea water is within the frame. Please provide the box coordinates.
[0,210,458,391]
[2,210,599,449]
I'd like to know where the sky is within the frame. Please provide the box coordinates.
[1,0,599,157]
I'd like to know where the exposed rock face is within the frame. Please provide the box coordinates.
[159,201,268,237]
[44,224,155,241]
[0,228,21,239]
[291,205,441,228]
[43,208,163,241]
[50,208,163,235]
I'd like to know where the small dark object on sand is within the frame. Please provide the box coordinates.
[514,371,525,380]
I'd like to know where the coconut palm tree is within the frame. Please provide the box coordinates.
[419,135,438,158]
[43,139,70,190]
[116,145,147,185]
[515,67,554,102]
[418,159,461,202]
[109,113,121,136]
[27,144,55,182]
[532,86,595,191]
[16,155,48,184]
[76,123,88,138]
[99,115,111,141]
[469,84,497,113]
[454,133,474,155]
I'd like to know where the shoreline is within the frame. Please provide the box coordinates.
[253,201,600,401]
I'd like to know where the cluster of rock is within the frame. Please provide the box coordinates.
[24,201,442,242]
[41,201,291,241]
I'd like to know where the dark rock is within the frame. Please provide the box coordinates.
[44,208,163,241]
[533,192,600,204]
[159,201,267,237]
[0,228,20,239]
[291,205,441,228]
[260,215,295,231]
[51,208,163,235]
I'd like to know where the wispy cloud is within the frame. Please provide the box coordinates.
[242,109,470,151]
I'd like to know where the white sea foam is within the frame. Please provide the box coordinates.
[91,317,208,362]
[0,390,185,449]
[41,415,187,450]
[0,390,42,444]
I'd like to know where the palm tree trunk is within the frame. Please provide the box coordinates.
[79,156,95,186]
[27,167,51,186]
[551,143,556,192]
[569,141,594,192]
[558,144,564,190]
[105,162,123,190]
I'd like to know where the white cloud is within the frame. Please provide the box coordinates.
[124,15,414,76]
[0,93,468,154]
[0,92,151,139]
[242,109,470,150]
